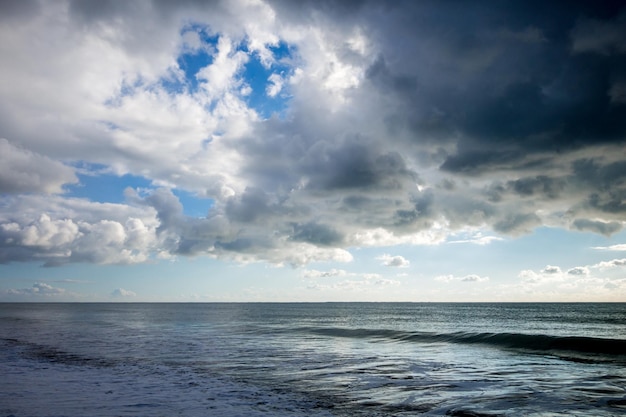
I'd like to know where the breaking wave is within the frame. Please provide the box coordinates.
[299,327,626,361]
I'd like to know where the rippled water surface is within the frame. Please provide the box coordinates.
[1,303,625,416]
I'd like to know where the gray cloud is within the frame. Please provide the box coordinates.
[0,139,77,194]
[572,218,622,235]
[2,282,67,297]
[0,1,625,266]
[301,140,418,192]
[493,212,541,235]
[571,11,626,55]
[290,222,344,247]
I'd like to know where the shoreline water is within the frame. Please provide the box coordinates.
[1,302,625,416]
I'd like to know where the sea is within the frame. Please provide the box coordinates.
[1,303,625,417]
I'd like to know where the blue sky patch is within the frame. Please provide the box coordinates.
[177,51,212,91]
[66,164,212,217]
[169,26,220,93]
[269,40,292,61]
[157,29,296,117]
[66,167,152,204]
[172,189,214,218]
[240,41,295,118]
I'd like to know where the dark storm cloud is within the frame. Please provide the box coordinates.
[486,176,567,202]
[494,212,541,235]
[572,159,626,190]
[290,222,343,246]
[68,0,138,22]
[225,0,626,250]
[267,0,367,23]
[346,1,626,170]
[301,140,418,192]
[587,190,626,214]
[0,0,39,20]
[440,150,533,175]
[392,190,435,230]
[571,158,626,214]
[572,219,622,236]
[507,176,566,199]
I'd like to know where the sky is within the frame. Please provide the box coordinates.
[1,0,626,302]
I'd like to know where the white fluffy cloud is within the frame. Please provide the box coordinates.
[435,274,489,283]
[593,244,626,251]
[2,282,69,298]
[519,258,626,291]
[0,194,159,265]
[266,73,284,97]
[542,265,562,274]
[594,258,626,269]
[567,266,589,276]
[377,254,410,268]
[301,268,398,293]
[111,288,137,298]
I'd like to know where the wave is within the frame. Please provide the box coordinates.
[299,327,626,361]
[2,337,115,368]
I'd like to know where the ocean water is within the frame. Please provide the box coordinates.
[1,303,625,417]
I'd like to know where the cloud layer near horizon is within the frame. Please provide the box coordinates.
[1,0,625,266]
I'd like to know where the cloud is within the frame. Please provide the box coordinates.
[567,266,589,276]
[111,288,136,298]
[541,265,562,274]
[513,260,626,300]
[572,219,623,236]
[435,274,489,283]
[493,213,541,235]
[519,266,570,286]
[520,257,626,287]
[1,1,626,267]
[266,73,284,97]
[301,268,348,279]
[571,12,626,55]
[592,244,626,251]
[301,268,380,281]
[377,254,410,268]
[2,282,67,297]
[448,233,503,245]
[371,278,401,287]
[518,270,543,284]
[0,138,77,194]
[0,194,159,265]
[593,258,626,269]
[305,277,399,292]
[301,268,397,292]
